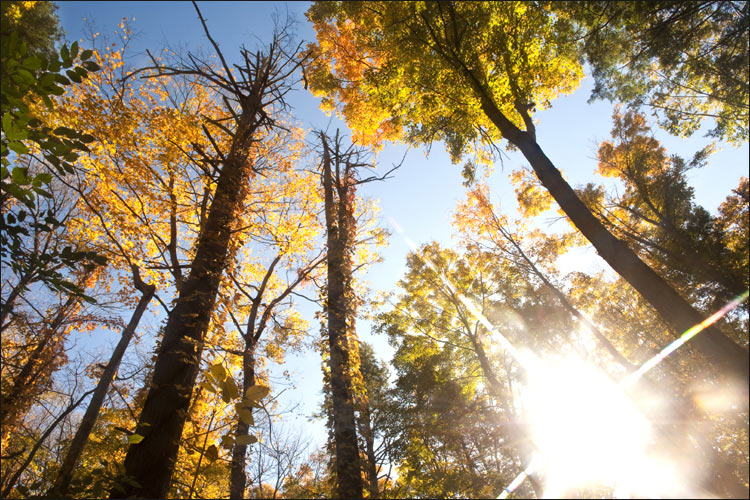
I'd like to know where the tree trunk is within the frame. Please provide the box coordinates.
[478,96,749,395]
[229,336,256,499]
[322,137,364,499]
[0,268,34,329]
[111,106,260,499]
[359,402,379,499]
[49,272,154,497]
[1,388,95,498]
[1,289,81,442]
[465,329,543,498]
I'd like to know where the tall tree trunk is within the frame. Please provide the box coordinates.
[49,269,155,497]
[322,137,364,499]
[112,104,260,499]
[229,336,256,499]
[359,402,379,499]
[477,95,749,395]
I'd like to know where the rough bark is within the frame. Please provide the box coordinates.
[229,337,256,499]
[111,100,260,498]
[359,402,379,499]
[322,136,364,499]
[49,268,155,497]
[477,96,749,395]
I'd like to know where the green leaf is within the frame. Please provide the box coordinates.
[83,60,101,72]
[127,433,144,444]
[48,84,64,96]
[2,111,12,130]
[21,55,40,72]
[235,434,258,446]
[11,167,29,185]
[66,69,82,84]
[221,375,239,403]
[199,381,216,393]
[70,41,79,59]
[16,67,35,84]
[81,49,93,60]
[34,172,52,185]
[40,72,56,87]
[22,55,42,71]
[244,384,270,403]
[48,57,61,72]
[8,141,29,155]
[54,74,71,85]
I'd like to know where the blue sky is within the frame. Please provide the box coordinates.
[55,1,749,450]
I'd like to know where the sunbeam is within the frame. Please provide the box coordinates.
[389,218,748,499]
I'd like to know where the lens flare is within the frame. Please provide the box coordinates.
[390,219,748,499]
[622,290,750,388]
[498,290,749,498]
[523,356,653,496]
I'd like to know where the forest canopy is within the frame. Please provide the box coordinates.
[1,1,748,499]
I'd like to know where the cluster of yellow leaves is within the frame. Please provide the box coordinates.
[39,35,227,306]
[3,1,37,23]
[510,167,553,218]
[454,182,582,278]
[307,1,584,165]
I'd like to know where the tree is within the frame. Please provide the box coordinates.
[224,166,326,498]
[48,266,155,497]
[578,109,748,316]
[562,1,749,144]
[356,342,389,499]
[305,1,749,397]
[1,268,95,443]
[280,448,335,499]
[319,131,366,499]
[455,184,638,372]
[1,2,103,309]
[0,1,63,60]
[109,4,308,497]
[376,242,570,497]
[30,30,224,496]
[455,184,749,497]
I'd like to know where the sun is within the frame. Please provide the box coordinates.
[518,355,681,497]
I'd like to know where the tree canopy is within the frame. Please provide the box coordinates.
[0,2,747,499]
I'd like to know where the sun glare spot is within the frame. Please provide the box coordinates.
[521,356,658,496]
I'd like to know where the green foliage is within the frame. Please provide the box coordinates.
[563,1,749,144]
[0,1,63,61]
[127,433,144,444]
[1,9,104,302]
[374,242,567,498]
[306,1,582,164]
[582,109,748,320]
